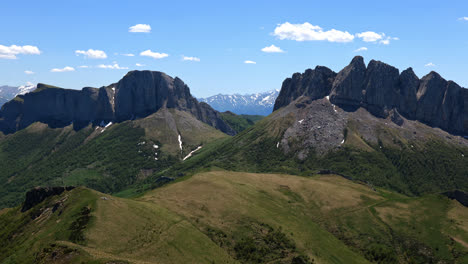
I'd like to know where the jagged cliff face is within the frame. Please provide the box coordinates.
[274,56,468,136]
[0,71,235,135]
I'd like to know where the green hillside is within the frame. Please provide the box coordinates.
[0,109,228,208]
[143,105,468,198]
[1,171,467,263]
[220,112,265,133]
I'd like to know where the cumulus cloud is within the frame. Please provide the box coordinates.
[425,62,436,67]
[78,65,90,68]
[458,17,468,21]
[356,31,383,42]
[380,39,390,45]
[354,47,368,52]
[0,44,41,59]
[244,60,256,64]
[97,63,128,70]
[261,44,284,53]
[135,63,145,67]
[140,50,169,59]
[24,70,35,74]
[121,53,135,57]
[129,24,151,33]
[356,32,397,45]
[51,66,75,72]
[182,56,200,62]
[273,22,354,42]
[75,49,107,59]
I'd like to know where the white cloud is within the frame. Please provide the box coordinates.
[356,32,397,45]
[24,70,35,74]
[140,50,169,59]
[458,17,468,21]
[129,24,151,33]
[356,31,383,42]
[75,49,107,59]
[380,39,390,45]
[50,66,75,72]
[354,47,368,52]
[0,45,41,59]
[244,60,256,64]
[182,56,200,62]
[273,22,354,43]
[97,63,128,70]
[78,65,90,68]
[121,53,135,57]
[261,44,284,53]
[425,62,436,67]
[135,63,145,67]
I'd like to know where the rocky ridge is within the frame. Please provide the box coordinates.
[0,71,235,135]
[274,56,468,136]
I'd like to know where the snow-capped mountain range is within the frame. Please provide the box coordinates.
[0,82,37,107]
[198,89,279,116]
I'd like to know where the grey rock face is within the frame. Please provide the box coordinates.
[273,66,336,111]
[0,71,235,135]
[415,72,447,127]
[274,56,468,136]
[329,56,366,108]
[363,60,400,117]
[398,68,419,119]
[114,71,235,135]
[463,89,468,133]
[441,81,464,133]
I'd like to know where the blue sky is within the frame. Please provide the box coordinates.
[1,0,468,97]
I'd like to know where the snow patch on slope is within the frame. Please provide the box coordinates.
[183,146,202,161]
[178,134,183,151]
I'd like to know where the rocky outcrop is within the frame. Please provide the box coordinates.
[273,66,336,111]
[274,56,468,136]
[398,68,419,119]
[21,186,75,212]
[329,56,366,109]
[0,71,235,135]
[443,190,468,207]
[362,60,400,117]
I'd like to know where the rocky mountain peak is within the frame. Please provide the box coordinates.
[329,56,366,109]
[0,71,235,135]
[274,57,468,136]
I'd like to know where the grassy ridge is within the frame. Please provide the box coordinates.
[2,171,467,263]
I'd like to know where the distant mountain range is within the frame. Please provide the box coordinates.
[198,89,279,116]
[0,83,37,107]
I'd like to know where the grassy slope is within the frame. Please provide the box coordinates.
[219,112,265,134]
[1,171,467,264]
[0,109,228,209]
[143,107,468,197]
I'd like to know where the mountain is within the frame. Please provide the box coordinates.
[1,59,468,264]
[0,71,237,208]
[0,97,7,107]
[0,83,37,107]
[274,56,468,136]
[154,57,468,197]
[0,71,235,135]
[0,85,20,99]
[199,89,279,116]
